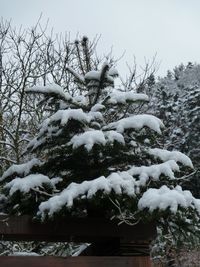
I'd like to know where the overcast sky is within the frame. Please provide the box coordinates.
[1,0,200,77]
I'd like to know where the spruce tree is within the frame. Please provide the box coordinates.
[181,85,200,198]
[0,48,199,244]
[147,64,200,261]
[149,64,200,197]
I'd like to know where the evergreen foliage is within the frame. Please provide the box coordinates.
[149,63,200,197]
[0,42,199,251]
[148,63,200,261]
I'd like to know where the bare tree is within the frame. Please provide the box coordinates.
[0,20,106,173]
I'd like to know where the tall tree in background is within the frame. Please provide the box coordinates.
[149,63,200,265]
[149,63,200,196]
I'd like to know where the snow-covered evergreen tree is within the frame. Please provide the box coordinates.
[146,63,200,263]
[0,56,200,246]
[181,85,200,199]
[182,85,200,164]
[149,63,200,198]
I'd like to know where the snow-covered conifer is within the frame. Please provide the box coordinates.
[146,63,200,258]
[0,58,199,243]
[149,64,200,198]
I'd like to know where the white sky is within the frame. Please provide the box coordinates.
[1,0,200,77]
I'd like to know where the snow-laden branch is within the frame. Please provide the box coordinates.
[128,160,180,186]
[105,114,164,134]
[4,174,53,195]
[148,148,193,168]
[26,84,72,102]
[138,185,200,214]
[26,109,104,151]
[107,89,149,105]
[0,158,42,182]
[37,159,185,219]
[68,130,125,151]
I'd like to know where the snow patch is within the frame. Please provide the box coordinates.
[148,148,193,168]
[26,84,71,101]
[104,131,125,144]
[105,114,164,134]
[38,160,183,218]
[68,130,125,151]
[10,252,40,256]
[68,130,106,151]
[91,103,105,112]
[138,185,198,213]
[108,90,149,104]
[0,158,42,182]
[128,160,180,186]
[38,172,136,218]
[48,109,89,126]
[5,174,52,195]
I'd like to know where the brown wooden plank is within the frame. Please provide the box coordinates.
[80,241,150,256]
[0,215,156,242]
[0,256,151,267]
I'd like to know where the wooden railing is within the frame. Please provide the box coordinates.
[0,215,156,266]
